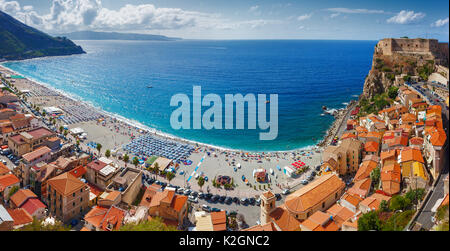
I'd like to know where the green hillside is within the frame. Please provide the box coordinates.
[0,10,85,61]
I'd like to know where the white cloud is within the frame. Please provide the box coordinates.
[326,8,386,14]
[297,13,312,21]
[431,17,449,27]
[387,10,425,24]
[330,13,340,18]
[249,5,259,13]
[1,0,260,32]
[298,25,305,30]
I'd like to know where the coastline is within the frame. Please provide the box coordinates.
[0,62,346,154]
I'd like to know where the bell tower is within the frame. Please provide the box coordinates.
[260,191,276,225]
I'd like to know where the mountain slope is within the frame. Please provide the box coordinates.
[0,10,85,61]
[59,31,181,41]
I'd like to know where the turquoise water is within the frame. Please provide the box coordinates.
[2,40,376,151]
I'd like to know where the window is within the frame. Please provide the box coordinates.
[322,202,325,208]
[73,193,76,197]
[335,193,338,199]
[80,197,83,202]
[80,189,83,193]
[73,202,75,207]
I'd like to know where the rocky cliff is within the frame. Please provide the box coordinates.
[362,38,449,99]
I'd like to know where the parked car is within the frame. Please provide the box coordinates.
[282,189,290,195]
[205,193,213,200]
[249,198,256,205]
[232,197,239,203]
[177,188,184,194]
[275,193,282,200]
[198,193,205,199]
[256,198,261,206]
[240,198,248,204]
[301,179,308,185]
[225,197,233,204]
[191,191,198,197]
[211,195,220,202]
[211,207,221,212]
[219,196,226,203]
[188,195,198,203]
[183,189,192,195]
[202,204,211,212]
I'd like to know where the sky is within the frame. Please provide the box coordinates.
[0,0,449,40]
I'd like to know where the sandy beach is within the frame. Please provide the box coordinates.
[1,64,330,195]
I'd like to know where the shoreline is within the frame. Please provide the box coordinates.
[0,63,349,154]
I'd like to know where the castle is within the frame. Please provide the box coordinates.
[375,38,449,66]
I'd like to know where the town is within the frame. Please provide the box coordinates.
[0,37,449,232]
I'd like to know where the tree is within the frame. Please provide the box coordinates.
[118,217,177,231]
[96,143,102,156]
[8,186,19,197]
[379,200,389,212]
[153,162,160,174]
[388,86,399,99]
[198,176,205,189]
[389,195,412,211]
[405,188,425,206]
[123,154,130,163]
[132,157,139,167]
[166,172,175,183]
[105,149,111,158]
[76,140,80,147]
[370,167,381,188]
[63,130,68,137]
[16,218,71,231]
[358,210,382,231]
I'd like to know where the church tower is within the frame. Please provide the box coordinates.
[260,191,276,225]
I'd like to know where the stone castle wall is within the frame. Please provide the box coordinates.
[376,38,449,66]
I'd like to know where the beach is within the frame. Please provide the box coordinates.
[0,64,337,195]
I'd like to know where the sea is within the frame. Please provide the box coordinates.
[1,40,376,152]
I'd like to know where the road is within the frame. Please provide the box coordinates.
[408,81,449,230]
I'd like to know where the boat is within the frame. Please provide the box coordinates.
[265,100,270,104]
[270,168,274,175]
[147,85,153,88]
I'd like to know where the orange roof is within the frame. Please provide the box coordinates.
[428,127,447,147]
[284,174,345,214]
[364,141,379,152]
[399,148,424,163]
[386,135,408,148]
[69,166,87,178]
[355,126,368,134]
[0,174,20,192]
[301,211,339,231]
[47,172,87,196]
[171,194,188,213]
[341,132,357,140]
[360,193,391,211]
[84,206,126,231]
[409,137,424,146]
[347,178,371,198]
[262,191,275,199]
[354,160,377,182]
[10,189,37,207]
[211,211,227,231]
[269,206,301,231]
[380,149,398,162]
[0,163,10,176]
[242,222,277,231]
[6,208,33,226]
[326,204,355,227]
[366,131,383,139]
[105,191,121,201]
[401,113,416,123]
[341,193,363,207]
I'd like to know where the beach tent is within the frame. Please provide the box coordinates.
[283,166,296,177]
[70,127,85,135]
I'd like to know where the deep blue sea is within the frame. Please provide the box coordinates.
[2,40,376,151]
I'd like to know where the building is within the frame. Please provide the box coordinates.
[17,146,52,186]
[0,204,14,231]
[0,173,20,201]
[86,159,117,190]
[106,167,142,205]
[300,211,339,231]
[8,127,55,157]
[322,138,363,175]
[381,160,402,196]
[6,208,33,229]
[194,211,227,231]
[46,172,90,222]
[140,186,188,227]
[84,205,126,231]
[353,159,378,183]
[262,174,345,226]
[9,189,46,219]
[375,38,449,65]
[359,193,391,213]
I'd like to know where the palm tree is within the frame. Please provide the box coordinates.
[105,149,111,158]
[59,126,64,134]
[123,154,130,165]
[132,157,139,167]
[96,143,102,156]
[166,172,175,183]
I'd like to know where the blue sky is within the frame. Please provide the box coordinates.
[1,0,448,40]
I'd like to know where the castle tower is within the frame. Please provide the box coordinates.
[260,191,276,225]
